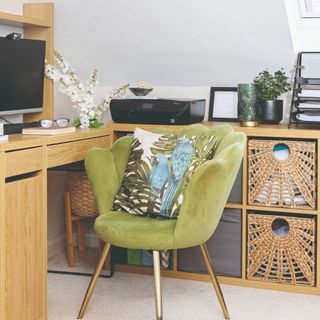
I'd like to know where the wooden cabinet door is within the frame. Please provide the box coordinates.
[5,175,45,320]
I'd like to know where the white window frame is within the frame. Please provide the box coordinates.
[299,0,320,18]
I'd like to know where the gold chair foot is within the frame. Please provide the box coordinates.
[200,243,230,320]
[77,243,111,319]
[153,250,163,320]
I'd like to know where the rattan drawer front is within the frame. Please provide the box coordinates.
[5,147,43,177]
[47,136,110,168]
[247,213,316,286]
[248,139,316,209]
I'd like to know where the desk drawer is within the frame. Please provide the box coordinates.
[47,136,111,168]
[5,147,43,178]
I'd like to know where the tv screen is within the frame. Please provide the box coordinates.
[0,37,46,115]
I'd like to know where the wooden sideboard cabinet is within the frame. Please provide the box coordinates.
[107,121,320,297]
[0,128,112,320]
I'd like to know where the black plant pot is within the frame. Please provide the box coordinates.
[261,100,283,124]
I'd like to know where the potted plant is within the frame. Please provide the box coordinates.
[254,69,291,124]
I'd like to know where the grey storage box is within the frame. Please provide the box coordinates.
[227,163,242,203]
[178,208,242,277]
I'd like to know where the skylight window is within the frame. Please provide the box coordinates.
[299,0,320,18]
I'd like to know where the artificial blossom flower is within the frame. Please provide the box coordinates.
[45,50,129,128]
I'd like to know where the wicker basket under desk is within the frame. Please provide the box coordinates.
[248,139,316,209]
[66,171,97,217]
[65,171,98,268]
[247,212,316,286]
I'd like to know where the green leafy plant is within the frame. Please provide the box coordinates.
[254,69,291,100]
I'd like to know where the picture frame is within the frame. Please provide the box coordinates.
[208,87,238,122]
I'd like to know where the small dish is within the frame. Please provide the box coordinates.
[129,87,153,96]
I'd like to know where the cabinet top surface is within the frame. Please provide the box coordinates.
[107,121,320,139]
[0,128,112,152]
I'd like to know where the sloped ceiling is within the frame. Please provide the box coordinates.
[32,0,294,86]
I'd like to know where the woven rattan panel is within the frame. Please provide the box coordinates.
[248,139,316,209]
[247,213,316,286]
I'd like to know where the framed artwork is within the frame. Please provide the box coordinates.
[208,87,238,122]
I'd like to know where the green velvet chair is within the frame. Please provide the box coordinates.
[78,124,246,320]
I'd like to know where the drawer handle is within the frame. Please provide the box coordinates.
[272,143,290,161]
[271,218,290,237]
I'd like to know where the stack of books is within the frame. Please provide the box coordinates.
[22,126,76,135]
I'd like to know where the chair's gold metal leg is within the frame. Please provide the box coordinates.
[153,250,163,320]
[200,243,230,320]
[77,243,111,319]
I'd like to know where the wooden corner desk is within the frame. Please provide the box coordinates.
[0,128,112,320]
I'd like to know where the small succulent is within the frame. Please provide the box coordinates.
[254,69,291,101]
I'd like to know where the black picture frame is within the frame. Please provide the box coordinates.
[208,87,238,122]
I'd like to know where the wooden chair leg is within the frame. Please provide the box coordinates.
[78,243,111,319]
[65,192,75,267]
[200,243,230,320]
[77,220,86,260]
[153,250,163,320]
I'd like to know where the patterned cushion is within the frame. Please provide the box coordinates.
[113,128,219,219]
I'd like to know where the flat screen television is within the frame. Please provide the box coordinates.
[0,37,46,115]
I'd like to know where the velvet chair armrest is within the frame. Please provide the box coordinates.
[173,135,246,249]
[85,136,132,215]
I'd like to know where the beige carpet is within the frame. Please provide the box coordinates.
[48,271,320,320]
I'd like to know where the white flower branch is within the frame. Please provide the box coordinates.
[45,50,129,128]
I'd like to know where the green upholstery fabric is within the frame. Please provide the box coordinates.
[95,211,177,250]
[85,124,246,250]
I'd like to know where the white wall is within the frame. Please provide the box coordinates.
[45,0,295,86]
[0,0,22,14]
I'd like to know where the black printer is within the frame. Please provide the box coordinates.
[110,98,205,125]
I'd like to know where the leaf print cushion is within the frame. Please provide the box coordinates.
[113,128,219,219]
